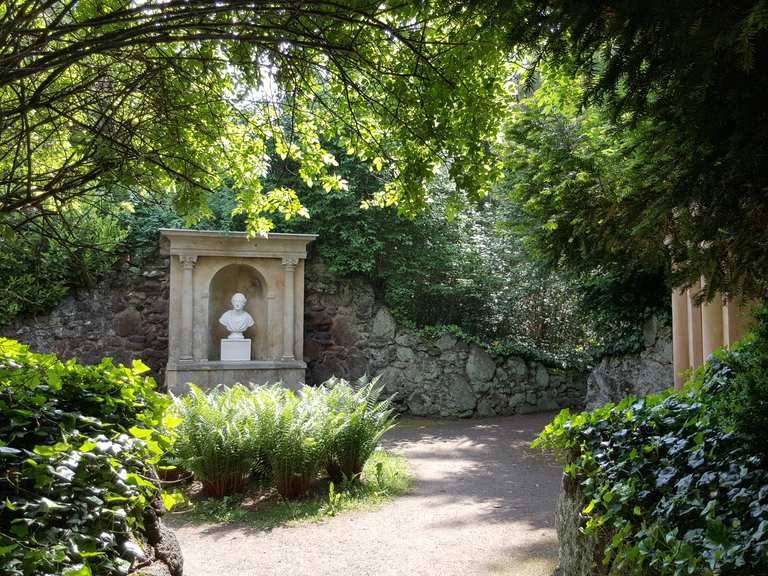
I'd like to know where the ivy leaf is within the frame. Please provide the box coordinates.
[131,359,150,375]
[656,467,677,488]
[63,565,92,576]
[161,491,184,512]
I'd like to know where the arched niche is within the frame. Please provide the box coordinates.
[207,263,267,361]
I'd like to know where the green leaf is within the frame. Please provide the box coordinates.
[128,426,153,440]
[161,491,184,512]
[63,565,92,576]
[131,359,150,374]
[33,442,69,457]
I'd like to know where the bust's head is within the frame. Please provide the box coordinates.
[231,292,247,311]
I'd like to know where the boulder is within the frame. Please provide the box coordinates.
[447,374,477,417]
[586,325,674,409]
[466,345,496,383]
[115,307,142,337]
[435,333,457,351]
[396,346,416,363]
[370,308,396,342]
[130,499,183,576]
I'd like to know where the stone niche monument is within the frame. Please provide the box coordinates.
[160,229,316,393]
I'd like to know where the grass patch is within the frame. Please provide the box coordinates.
[394,417,453,429]
[169,451,411,530]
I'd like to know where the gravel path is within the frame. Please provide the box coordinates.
[169,413,562,576]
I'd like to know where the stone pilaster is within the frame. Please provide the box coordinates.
[179,255,197,361]
[281,256,299,360]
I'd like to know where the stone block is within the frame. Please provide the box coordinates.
[436,333,457,351]
[370,308,396,342]
[466,345,496,382]
[534,364,550,388]
[221,338,251,361]
[330,316,360,347]
[115,307,142,337]
[396,346,416,363]
[448,374,476,417]
[506,357,528,379]
[407,390,438,416]
[475,395,498,417]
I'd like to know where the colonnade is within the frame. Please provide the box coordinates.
[671,278,753,387]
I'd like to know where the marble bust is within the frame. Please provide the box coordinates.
[218,293,254,339]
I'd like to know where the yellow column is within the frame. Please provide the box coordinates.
[700,278,723,359]
[723,297,754,345]
[671,288,690,388]
[686,281,703,369]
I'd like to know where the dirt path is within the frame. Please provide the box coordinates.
[169,413,562,576]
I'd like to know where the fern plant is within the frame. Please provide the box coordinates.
[262,387,330,498]
[171,384,259,496]
[323,375,397,483]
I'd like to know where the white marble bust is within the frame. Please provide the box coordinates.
[219,293,254,339]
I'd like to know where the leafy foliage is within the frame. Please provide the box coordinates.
[1,1,510,235]
[700,305,768,458]
[501,0,768,297]
[534,309,768,575]
[261,387,329,499]
[499,68,669,353]
[275,159,595,360]
[0,338,174,576]
[0,208,126,326]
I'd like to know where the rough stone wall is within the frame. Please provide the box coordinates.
[303,259,587,417]
[585,316,674,409]
[1,259,170,383]
[1,255,588,415]
[555,472,613,576]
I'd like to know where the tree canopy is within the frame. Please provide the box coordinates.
[5,0,768,312]
[0,0,510,235]
[501,0,768,298]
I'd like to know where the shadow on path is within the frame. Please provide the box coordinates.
[170,412,563,576]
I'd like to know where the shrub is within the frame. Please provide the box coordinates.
[534,341,768,574]
[170,384,259,496]
[703,305,768,458]
[0,338,173,576]
[0,210,126,326]
[323,375,397,482]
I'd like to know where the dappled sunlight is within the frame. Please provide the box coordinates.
[172,415,562,576]
[486,536,559,576]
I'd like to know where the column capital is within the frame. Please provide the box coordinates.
[179,254,198,269]
[281,255,299,270]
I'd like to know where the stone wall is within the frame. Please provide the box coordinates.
[1,259,170,382]
[585,317,674,409]
[555,472,613,576]
[1,255,588,416]
[303,259,587,417]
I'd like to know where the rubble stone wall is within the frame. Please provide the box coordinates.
[2,255,588,415]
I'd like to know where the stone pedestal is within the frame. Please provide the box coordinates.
[221,338,251,361]
[166,360,306,393]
